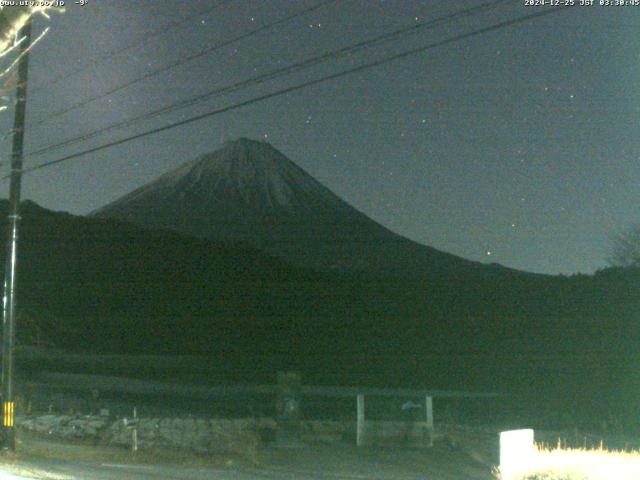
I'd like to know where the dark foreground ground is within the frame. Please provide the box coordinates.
[0,434,495,480]
[8,348,638,479]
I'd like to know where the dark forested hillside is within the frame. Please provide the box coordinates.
[2,200,639,420]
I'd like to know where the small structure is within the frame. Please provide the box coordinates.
[299,384,497,447]
[29,370,499,447]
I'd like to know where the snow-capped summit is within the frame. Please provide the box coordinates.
[92,138,488,277]
[182,137,346,210]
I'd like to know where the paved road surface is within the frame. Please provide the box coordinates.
[0,459,378,479]
[0,443,494,479]
[2,460,359,480]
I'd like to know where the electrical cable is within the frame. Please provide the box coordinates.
[29,0,233,93]
[28,0,339,129]
[7,5,571,180]
[25,0,512,159]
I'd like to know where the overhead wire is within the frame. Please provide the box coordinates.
[27,0,339,129]
[5,5,572,180]
[29,0,233,94]
[25,0,512,159]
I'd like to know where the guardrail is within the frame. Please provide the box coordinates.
[25,370,499,447]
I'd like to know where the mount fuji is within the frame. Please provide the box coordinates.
[92,138,510,278]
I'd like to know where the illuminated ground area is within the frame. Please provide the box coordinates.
[0,423,638,479]
[500,446,640,480]
[0,430,495,480]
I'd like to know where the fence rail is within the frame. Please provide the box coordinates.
[23,371,499,447]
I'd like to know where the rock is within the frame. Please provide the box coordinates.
[18,413,261,462]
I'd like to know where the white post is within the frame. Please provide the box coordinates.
[132,407,138,452]
[425,395,434,447]
[500,429,535,480]
[357,394,365,447]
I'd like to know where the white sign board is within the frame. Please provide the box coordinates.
[500,429,535,480]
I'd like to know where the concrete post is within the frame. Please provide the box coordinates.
[275,371,302,446]
[132,407,138,452]
[356,394,365,447]
[425,395,433,447]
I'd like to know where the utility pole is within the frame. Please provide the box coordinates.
[1,19,32,451]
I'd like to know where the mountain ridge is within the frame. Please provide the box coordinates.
[2,199,639,425]
[92,138,529,278]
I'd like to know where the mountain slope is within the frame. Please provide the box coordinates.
[92,138,508,278]
[2,200,640,423]
[5,200,636,357]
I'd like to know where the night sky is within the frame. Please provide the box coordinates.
[0,0,638,275]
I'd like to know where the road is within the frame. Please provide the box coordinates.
[0,443,494,480]
[0,459,426,480]
[2,460,367,480]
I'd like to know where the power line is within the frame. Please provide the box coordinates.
[25,0,511,159]
[9,5,571,180]
[28,0,338,129]
[29,0,233,93]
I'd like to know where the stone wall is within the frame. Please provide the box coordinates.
[17,414,269,463]
[17,414,434,459]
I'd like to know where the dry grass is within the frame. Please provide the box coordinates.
[497,443,640,480]
[12,432,250,469]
